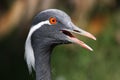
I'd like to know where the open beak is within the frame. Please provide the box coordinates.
[61,22,96,51]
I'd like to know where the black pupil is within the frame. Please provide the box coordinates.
[52,19,55,22]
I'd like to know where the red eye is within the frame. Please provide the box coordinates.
[49,17,57,24]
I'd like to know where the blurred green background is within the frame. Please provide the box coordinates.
[0,0,120,80]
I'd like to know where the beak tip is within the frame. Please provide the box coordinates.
[90,49,93,51]
[88,47,93,51]
[83,43,94,51]
[93,37,96,40]
[84,32,96,41]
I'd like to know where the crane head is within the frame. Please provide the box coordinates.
[31,9,96,51]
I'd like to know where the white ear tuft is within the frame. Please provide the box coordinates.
[25,38,35,73]
[24,20,50,73]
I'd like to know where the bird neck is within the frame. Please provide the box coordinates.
[32,38,55,80]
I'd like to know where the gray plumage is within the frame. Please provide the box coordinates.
[25,9,96,80]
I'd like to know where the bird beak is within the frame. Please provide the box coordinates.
[61,22,96,51]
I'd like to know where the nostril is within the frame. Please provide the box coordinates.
[73,30,81,33]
